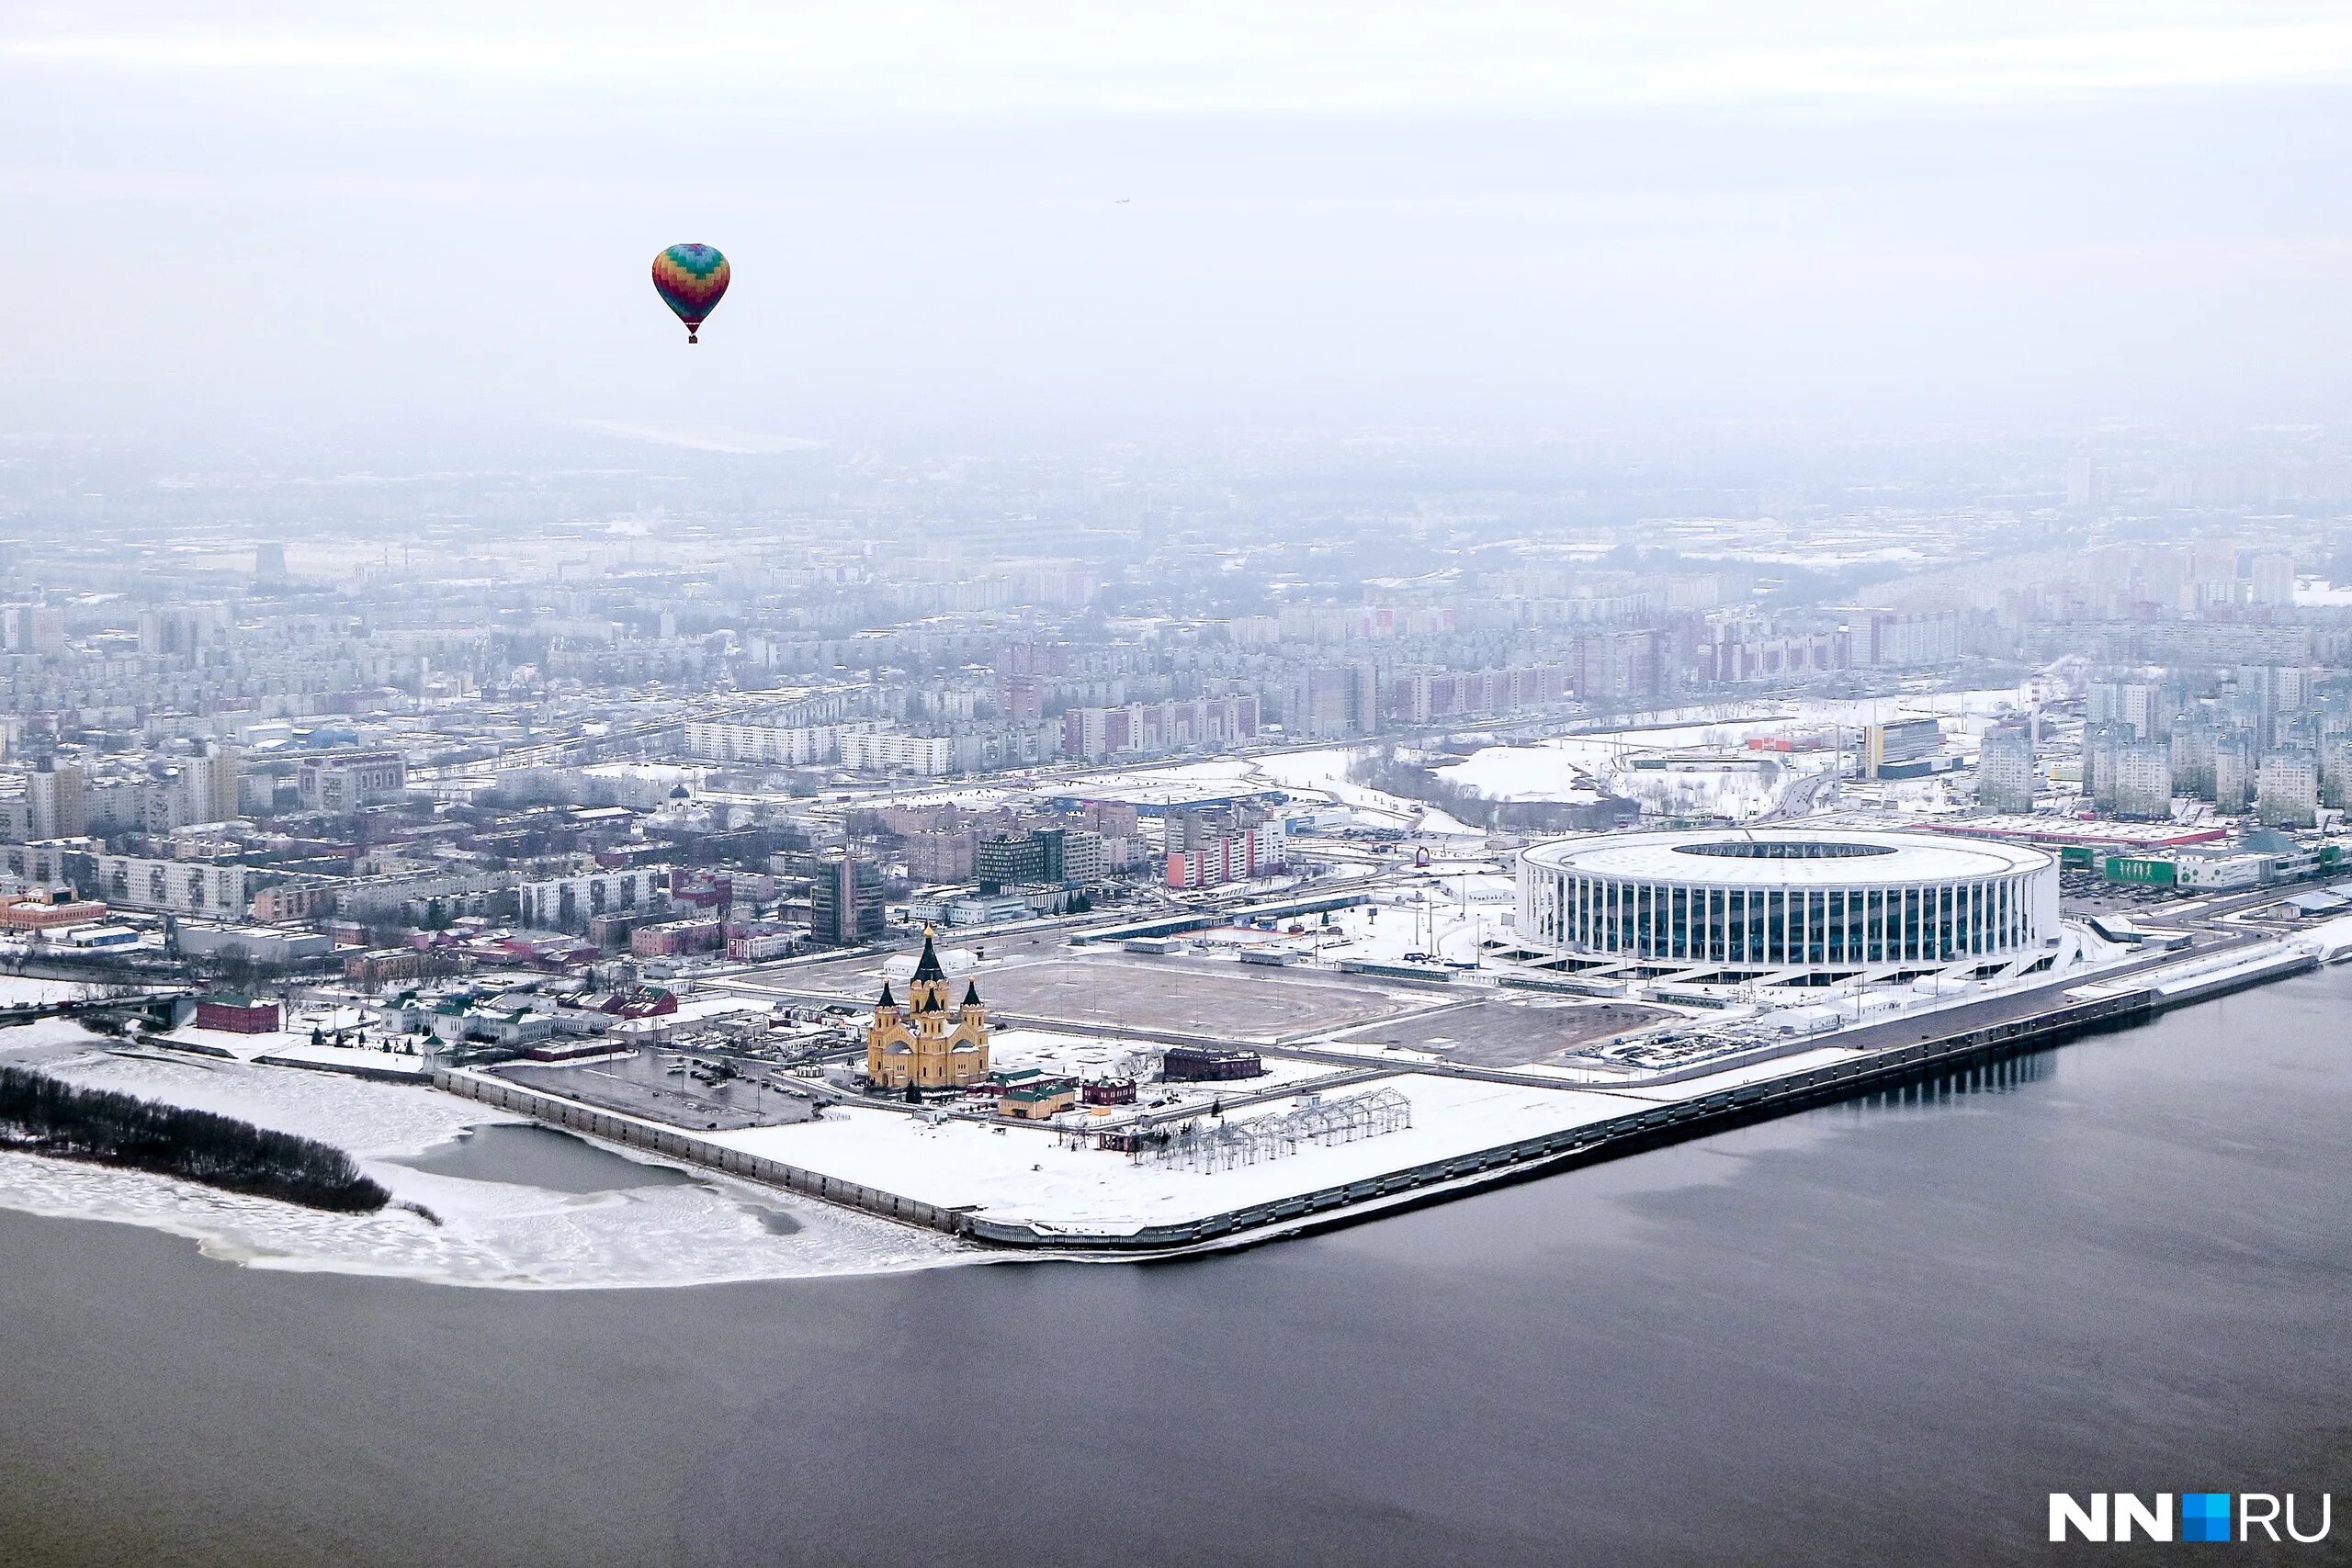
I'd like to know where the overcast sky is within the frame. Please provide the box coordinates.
[6,2,2351,448]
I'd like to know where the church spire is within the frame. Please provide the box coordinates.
[876,979,896,1009]
[912,928,946,984]
[961,978,983,1009]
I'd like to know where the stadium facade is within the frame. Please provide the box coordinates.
[1516,829,2058,971]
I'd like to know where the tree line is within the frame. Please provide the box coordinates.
[1346,746,1639,832]
[0,1066,390,1213]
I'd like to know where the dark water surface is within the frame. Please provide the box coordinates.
[4,972,2350,1567]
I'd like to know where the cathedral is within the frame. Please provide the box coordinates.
[864,930,990,1090]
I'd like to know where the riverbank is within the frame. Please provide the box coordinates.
[0,1064,390,1213]
[6,961,2347,1568]
[429,921,2351,1256]
[0,1043,973,1288]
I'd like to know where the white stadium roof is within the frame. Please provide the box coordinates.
[1521,829,2051,887]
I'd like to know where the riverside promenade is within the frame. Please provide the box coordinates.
[431,917,2347,1257]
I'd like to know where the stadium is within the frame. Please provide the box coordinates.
[1516,829,2059,972]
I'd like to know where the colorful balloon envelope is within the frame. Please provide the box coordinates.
[651,243,730,344]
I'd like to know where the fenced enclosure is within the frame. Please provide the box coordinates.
[1133,1088,1413,1173]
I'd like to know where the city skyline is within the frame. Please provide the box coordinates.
[4,10,2350,1564]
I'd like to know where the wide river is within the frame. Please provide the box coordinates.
[4,970,2348,1566]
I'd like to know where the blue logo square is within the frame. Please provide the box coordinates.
[2182,1492,2233,1542]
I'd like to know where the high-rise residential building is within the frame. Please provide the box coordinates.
[517,866,673,931]
[195,742,243,823]
[812,852,885,946]
[2256,749,2320,828]
[2170,722,2217,800]
[975,826,1105,891]
[2087,679,2182,741]
[136,604,228,657]
[1571,631,1662,706]
[24,759,85,840]
[839,730,956,776]
[2213,731,2257,813]
[1975,726,2035,812]
[682,719,849,765]
[1,604,65,655]
[2248,552,2296,608]
[1850,610,1962,670]
[2065,452,2104,511]
[901,829,977,886]
[2084,721,2132,811]
[2323,736,2352,811]
[2111,741,2175,820]
[1286,665,1382,739]
[2182,542,2244,612]
[1165,819,1286,890]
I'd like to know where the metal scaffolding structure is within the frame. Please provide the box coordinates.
[1133,1088,1413,1173]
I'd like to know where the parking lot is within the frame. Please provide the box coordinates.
[492,1047,822,1133]
[974,954,1432,1041]
[1329,997,1671,1066]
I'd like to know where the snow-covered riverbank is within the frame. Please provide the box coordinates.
[0,1037,974,1289]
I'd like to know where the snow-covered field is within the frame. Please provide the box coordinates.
[1306,878,1515,967]
[1032,749,1485,837]
[2295,577,2352,608]
[1429,687,2029,821]
[1251,747,1484,836]
[711,1071,1641,1236]
[0,976,132,1008]
[1437,737,1792,819]
[0,1039,971,1288]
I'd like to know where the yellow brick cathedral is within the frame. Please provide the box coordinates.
[865,930,990,1089]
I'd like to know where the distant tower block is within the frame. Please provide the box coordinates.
[254,541,288,583]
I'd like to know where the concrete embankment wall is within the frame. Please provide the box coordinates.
[968,986,2167,1252]
[430,1070,969,1236]
[2141,948,2316,1007]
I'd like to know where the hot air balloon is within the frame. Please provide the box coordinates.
[651,243,730,344]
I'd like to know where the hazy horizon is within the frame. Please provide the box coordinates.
[9,3,2352,449]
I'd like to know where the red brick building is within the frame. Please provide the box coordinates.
[194,994,281,1033]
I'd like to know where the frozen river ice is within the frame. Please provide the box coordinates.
[0,1038,971,1288]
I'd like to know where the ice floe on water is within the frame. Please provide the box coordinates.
[0,1038,976,1288]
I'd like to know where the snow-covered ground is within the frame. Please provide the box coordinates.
[138,1017,440,1075]
[1310,880,1515,967]
[0,976,139,1008]
[1436,734,1795,818]
[2294,577,2352,608]
[710,1071,1642,1236]
[0,1038,971,1288]
[1251,747,1484,837]
[1430,689,2029,822]
[989,1026,1168,1081]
